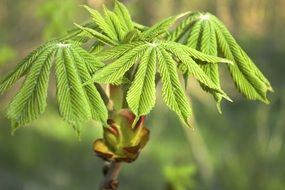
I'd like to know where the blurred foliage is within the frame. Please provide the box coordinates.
[0,0,284,189]
[36,0,78,39]
[164,164,196,190]
[0,45,16,64]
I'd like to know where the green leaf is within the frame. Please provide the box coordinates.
[171,14,227,110]
[161,41,232,64]
[156,47,192,127]
[180,12,228,112]
[89,41,105,54]
[240,48,273,92]
[69,46,108,123]
[161,41,230,101]
[87,43,148,84]
[186,20,203,48]
[114,0,133,30]
[169,12,272,104]
[213,16,271,103]
[169,12,200,42]
[140,12,189,40]
[6,47,55,126]
[1,40,108,132]
[63,22,99,43]
[103,5,125,41]
[122,29,141,43]
[55,46,92,127]
[74,23,117,46]
[95,41,145,61]
[127,48,156,116]
[198,20,223,112]
[73,45,104,74]
[82,5,118,40]
[0,41,56,94]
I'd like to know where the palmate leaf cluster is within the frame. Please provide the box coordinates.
[169,12,273,109]
[0,1,272,133]
[88,41,231,127]
[0,40,107,134]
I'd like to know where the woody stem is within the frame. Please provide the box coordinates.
[99,161,122,190]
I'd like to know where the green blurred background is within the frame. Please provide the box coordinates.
[0,0,284,189]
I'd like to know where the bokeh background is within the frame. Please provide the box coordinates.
[0,0,284,189]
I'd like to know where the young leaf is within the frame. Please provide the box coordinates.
[169,12,201,42]
[240,48,273,91]
[187,19,225,111]
[127,48,156,116]
[170,12,272,103]
[82,5,118,40]
[161,41,230,101]
[63,21,99,42]
[199,20,223,111]
[87,43,148,84]
[6,48,55,126]
[156,47,192,127]
[114,0,133,30]
[74,23,117,46]
[140,12,189,40]
[55,46,92,126]
[73,45,104,74]
[161,41,232,64]
[95,41,145,61]
[90,41,105,54]
[69,47,108,123]
[122,29,141,43]
[0,41,56,94]
[1,39,109,132]
[103,5,125,41]
[212,16,271,103]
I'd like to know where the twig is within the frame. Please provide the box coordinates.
[95,84,110,106]
[99,161,122,190]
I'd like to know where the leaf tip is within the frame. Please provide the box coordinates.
[268,86,274,93]
[185,117,194,128]
[177,11,192,20]
[78,4,86,8]
[216,104,222,114]
[80,4,90,10]
[262,98,270,105]
[221,93,233,102]
[73,23,82,28]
